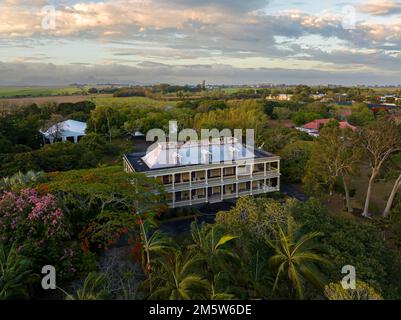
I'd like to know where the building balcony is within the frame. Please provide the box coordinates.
[164,171,280,192]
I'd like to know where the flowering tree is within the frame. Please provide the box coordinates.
[0,188,73,276]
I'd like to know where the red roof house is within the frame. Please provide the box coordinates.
[299,119,356,137]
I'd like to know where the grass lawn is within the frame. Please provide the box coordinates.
[0,86,85,98]
[94,96,179,108]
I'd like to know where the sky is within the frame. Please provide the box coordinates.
[1,0,401,86]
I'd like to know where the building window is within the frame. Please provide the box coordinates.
[182,172,190,183]
[237,165,252,176]
[208,169,221,179]
[192,188,206,199]
[159,175,172,185]
[270,162,278,171]
[193,171,206,181]
[224,184,236,195]
[253,163,264,173]
[223,167,235,177]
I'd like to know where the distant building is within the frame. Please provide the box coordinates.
[296,119,356,137]
[40,120,87,144]
[311,93,326,100]
[123,138,281,208]
[266,94,293,101]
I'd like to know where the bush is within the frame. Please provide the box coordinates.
[291,198,401,298]
[279,140,315,182]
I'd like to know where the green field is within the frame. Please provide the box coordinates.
[0,86,85,98]
[94,96,179,108]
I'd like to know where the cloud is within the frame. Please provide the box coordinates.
[358,0,401,16]
[1,0,401,84]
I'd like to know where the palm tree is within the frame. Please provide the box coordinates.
[149,251,209,300]
[190,222,238,274]
[189,222,240,299]
[244,250,273,299]
[139,229,176,294]
[265,220,328,299]
[64,272,111,300]
[0,242,34,300]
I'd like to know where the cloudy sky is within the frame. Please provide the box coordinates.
[1,0,401,85]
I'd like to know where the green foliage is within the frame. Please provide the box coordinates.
[348,103,375,126]
[148,251,209,300]
[0,134,12,154]
[279,140,315,183]
[216,196,290,240]
[0,170,44,192]
[42,166,166,234]
[261,126,312,153]
[194,100,268,136]
[0,243,35,300]
[291,199,401,297]
[303,123,362,198]
[266,219,328,299]
[292,111,321,126]
[324,281,382,300]
[65,272,111,300]
[79,211,138,251]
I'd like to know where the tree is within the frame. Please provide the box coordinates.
[189,222,238,298]
[138,228,176,293]
[382,152,401,217]
[43,114,65,143]
[324,281,382,300]
[190,222,238,275]
[303,122,362,212]
[360,118,401,217]
[348,103,374,126]
[279,141,315,183]
[215,196,290,240]
[65,272,111,300]
[292,111,321,126]
[266,219,328,299]
[149,251,209,300]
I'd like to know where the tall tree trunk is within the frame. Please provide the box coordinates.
[362,169,378,217]
[343,176,353,213]
[383,173,401,217]
[106,115,112,143]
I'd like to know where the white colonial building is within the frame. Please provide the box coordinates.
[40,120,87,144]
[123,138,281,208]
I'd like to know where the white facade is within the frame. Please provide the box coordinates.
[124,139,281,208]
[41,120,87,144]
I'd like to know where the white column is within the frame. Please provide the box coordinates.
[189,171,192,205]
[73,136,78,143]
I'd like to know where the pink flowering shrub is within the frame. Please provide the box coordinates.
[0,189,80,278]
[0,188,69,244]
